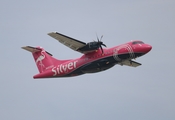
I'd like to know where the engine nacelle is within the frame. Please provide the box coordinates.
[78,42,100,52]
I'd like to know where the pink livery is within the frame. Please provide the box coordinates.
[22,32,152,79]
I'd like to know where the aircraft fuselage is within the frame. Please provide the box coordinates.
[33,41,152,78]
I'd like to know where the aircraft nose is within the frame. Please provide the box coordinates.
[144,44,152,53]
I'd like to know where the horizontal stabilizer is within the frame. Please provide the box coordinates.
[22,46,41,52]
[21,46,52,56]
[119,60,142,67]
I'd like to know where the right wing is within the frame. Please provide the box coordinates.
[48,32,87,53]
[119,60,142,67]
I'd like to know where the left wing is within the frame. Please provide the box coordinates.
[119,60,142,67]
[48,32,86,53]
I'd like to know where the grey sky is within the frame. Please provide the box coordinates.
[1,0,175,120]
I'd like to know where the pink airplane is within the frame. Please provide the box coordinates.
[22,32,152,79]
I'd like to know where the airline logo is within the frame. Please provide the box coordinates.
[113,44,134,61]
[52,61,78,76]
[35,51,45,72]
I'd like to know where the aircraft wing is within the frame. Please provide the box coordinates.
[119,60,142,67]
[48,32,86,53]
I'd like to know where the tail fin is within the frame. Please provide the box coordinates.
[22,46,63,73]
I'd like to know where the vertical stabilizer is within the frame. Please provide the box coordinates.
[22,46,62,73]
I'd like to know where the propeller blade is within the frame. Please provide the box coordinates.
[95,33,106,53]
[100,35,103,41]
[100,45,103,53]
[102,43,107,47]
[96,33,100,42]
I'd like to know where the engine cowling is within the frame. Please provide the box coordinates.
[78,42,100,52]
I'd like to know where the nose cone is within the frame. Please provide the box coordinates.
[144,44,152,53]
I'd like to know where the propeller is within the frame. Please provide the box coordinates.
[96,34,107,54]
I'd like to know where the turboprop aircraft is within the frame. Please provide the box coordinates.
[22,32,152,79]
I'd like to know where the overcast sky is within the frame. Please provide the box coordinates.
[1,0,175,120]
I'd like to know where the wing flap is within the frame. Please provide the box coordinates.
[119,60,142,67]
[48,32,86,52]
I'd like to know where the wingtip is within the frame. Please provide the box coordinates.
[48,31,58,35]
[21,46,26,50]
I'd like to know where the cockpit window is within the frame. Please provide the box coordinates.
[132,41,144,45]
